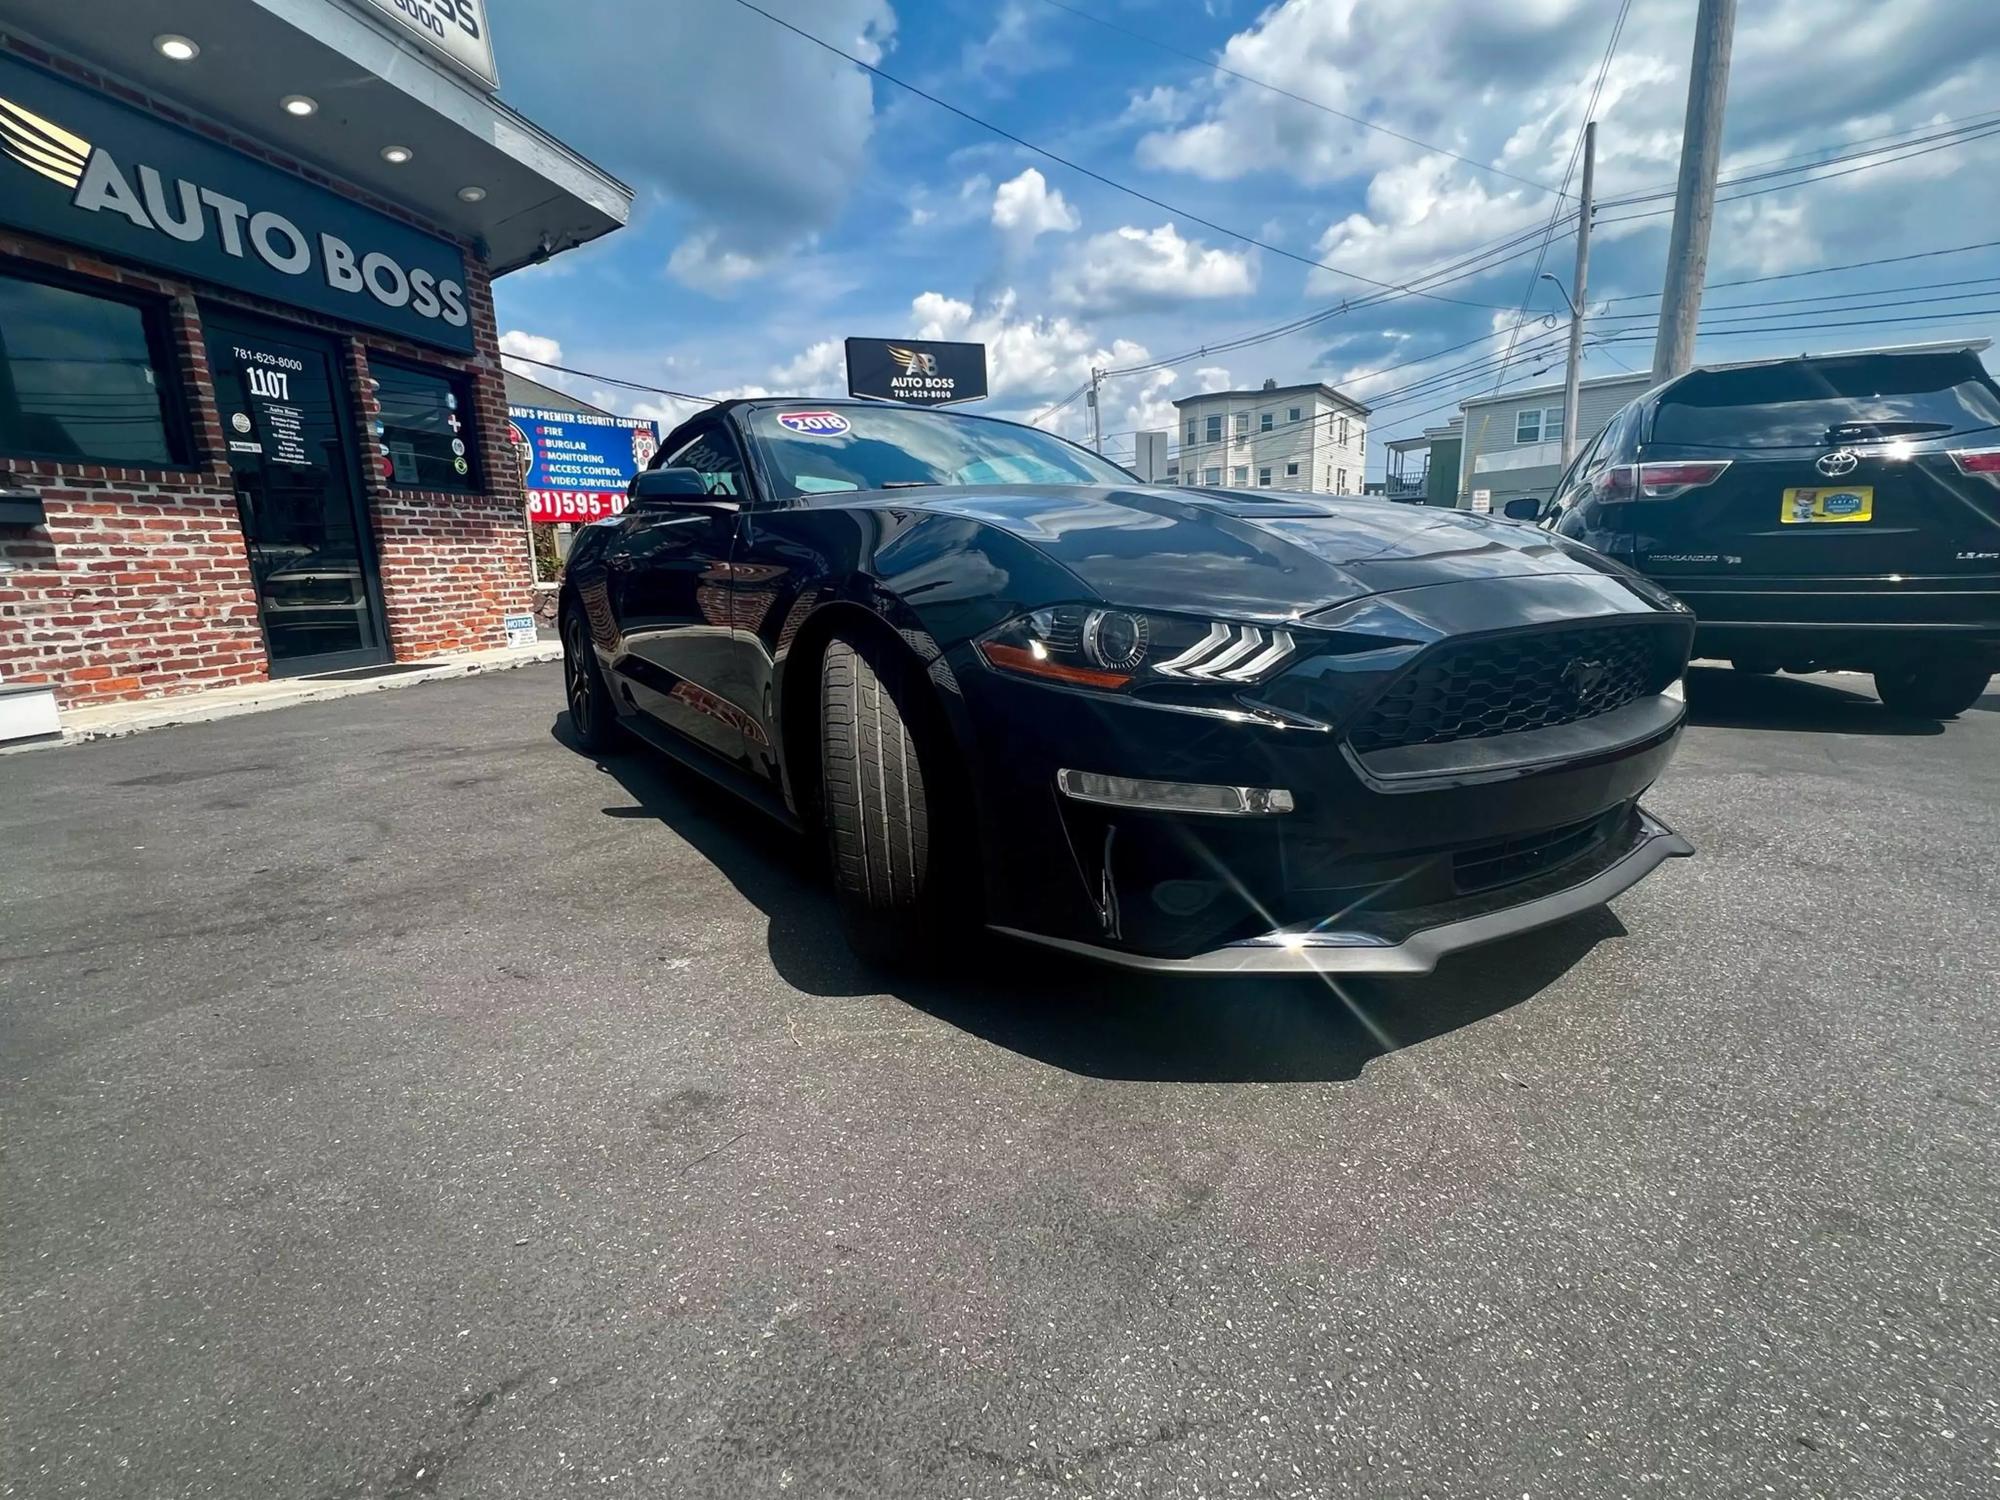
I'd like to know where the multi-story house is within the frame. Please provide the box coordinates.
[1168,379,1369,493]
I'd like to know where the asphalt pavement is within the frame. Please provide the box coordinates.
[2,664,1996,1499]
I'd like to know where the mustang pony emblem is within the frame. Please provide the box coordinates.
[1561,657,1610,702]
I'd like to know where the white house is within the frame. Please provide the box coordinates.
[1456,373,1652,513]
[1170,379,1369,493]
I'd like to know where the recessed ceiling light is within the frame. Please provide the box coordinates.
[281,95,318,118]
[380,145,413,165]
[456,185,487,203]
[154,35,200,62]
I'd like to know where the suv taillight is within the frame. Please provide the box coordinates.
[1595,461,1731,501]
[1949,447,2000,485]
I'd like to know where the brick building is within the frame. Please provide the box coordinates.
[0,2,629,741]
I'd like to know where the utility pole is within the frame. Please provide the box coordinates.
[1651,0,1737,384]
[1560,120,1595,466]
[1088,367,1104,452]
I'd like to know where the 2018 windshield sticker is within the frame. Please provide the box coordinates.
[777,410,851,437]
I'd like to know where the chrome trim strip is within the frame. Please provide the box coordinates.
[992,811,1692,975]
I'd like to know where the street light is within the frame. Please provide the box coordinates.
[1539,272,1580,320]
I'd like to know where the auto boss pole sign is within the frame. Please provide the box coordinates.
[845,337,988,406]
[0,53,474,352]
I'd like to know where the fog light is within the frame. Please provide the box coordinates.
[1056,769,1295,816]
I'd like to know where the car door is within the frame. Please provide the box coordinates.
[602,422,749,764]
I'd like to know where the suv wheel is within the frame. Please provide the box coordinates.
[1872,662,1993,719]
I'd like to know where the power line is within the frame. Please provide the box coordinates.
[1597,237,2000,305]
[1609,108,2000,205]
[1099,221,1572,379]
[1599,114,2000,210]
[1596,120,2000,226]
[1026,0,1564,200]
[1490,0,1632,393]
[717,0,1510,311]
[498,353,721,406]
[1587,282,2000,327]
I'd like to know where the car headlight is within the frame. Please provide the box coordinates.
[976,605,1298,691]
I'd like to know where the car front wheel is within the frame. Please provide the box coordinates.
[1872,662,1993,719]
[819,630,961,967]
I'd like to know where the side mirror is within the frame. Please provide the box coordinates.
[630,466,728,505]
[1502,496,1545,521]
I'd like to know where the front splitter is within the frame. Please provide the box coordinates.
[990,810,1693,975]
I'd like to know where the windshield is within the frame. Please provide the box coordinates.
[1651,353,2000,450]
[745,405,1134,499]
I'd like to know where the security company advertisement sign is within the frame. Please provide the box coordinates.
[0,53,475,352]
[845,337,988,406]
[508,406,661,523]
[357,0,500,91]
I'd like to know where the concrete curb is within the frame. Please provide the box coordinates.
[3,642,562,754]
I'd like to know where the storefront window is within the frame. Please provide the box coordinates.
[0,270,182,466]
[370,358,478,491]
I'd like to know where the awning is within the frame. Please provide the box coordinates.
[3,0,630,274]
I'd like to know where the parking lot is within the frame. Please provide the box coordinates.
[2,663,1995,1499]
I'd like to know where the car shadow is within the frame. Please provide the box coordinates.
[1681,664,1948,736]
[554,715,1627,1083]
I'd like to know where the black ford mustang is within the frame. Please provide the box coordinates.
[560,398,1695,973]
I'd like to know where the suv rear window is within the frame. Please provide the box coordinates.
[1651,352,2000,450]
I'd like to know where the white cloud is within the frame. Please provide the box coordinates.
[498,329,563,374]
[769,339,846,392]
[1053,223,1258,314]
[1122,84,1193,128]
[1134,0,2000,304]
[991,168,1080,248]
[667,231,786,294]
[495,0,897,295]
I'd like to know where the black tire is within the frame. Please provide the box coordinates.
[819,630,960,966]
[561,602,620,752]
[1872,662,1993,719]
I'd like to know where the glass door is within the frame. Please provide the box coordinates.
[204,314,389,676]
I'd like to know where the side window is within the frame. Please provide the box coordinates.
[665,427,746,498]
[1542,427,1603,528]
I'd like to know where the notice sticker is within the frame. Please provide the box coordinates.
[776,410,851,437]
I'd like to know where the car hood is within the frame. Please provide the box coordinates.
[909,484,1618,620]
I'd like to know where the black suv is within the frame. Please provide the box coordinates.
[1537,345,2000,717]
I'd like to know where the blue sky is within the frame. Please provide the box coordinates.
[484,0,2000,474]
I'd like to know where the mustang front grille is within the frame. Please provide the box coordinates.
[1347,622,1676,754]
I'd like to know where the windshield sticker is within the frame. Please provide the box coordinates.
[776,410,851,437]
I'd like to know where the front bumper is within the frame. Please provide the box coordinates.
[991,808,1691,974]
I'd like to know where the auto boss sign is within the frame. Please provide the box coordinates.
[0,54,474,352]
[845,336,989,406]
